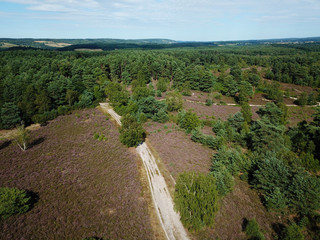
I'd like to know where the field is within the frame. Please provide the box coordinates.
[0,42,19,48]
[34,41,72,48]
[0,109,153,239]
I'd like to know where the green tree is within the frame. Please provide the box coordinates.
[174,172,218,231]
[241,102,252,123]
[157,77,169,92]
[166,91,183,112]
[132,87,152,101]
[119,114,146,147]
[13,124,30,151]
[252,154,290,212]
[257,102,285,125]
[65,89,79,106]
[1,102,21,129]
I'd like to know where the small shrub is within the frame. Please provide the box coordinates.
[245,219,265,240]
[0,187,31,219]
[205,99,213,106]
[93,132,99,140]
[214,93,222,99]
[156,90,162,97]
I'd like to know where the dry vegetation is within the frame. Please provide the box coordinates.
[144,121,213,179]
[0,42,18,48]
[34,41,72,48]
[0,109,153,239]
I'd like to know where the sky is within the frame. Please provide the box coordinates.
[0,0,320,41]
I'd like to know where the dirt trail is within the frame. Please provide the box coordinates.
[99,103,189,240]
[99,103,122,125]
[185,99,319,107]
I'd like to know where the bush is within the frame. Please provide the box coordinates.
[191,129,224,150]
[0,187,31,219]
[211,164,234,196]
[156,90,162,97]
[205,99,213,106]
[178,110,201,133]
[212,147,248,175]
[283,223,304,240]
[152,108,169,123]
[174,172,218,231]
[245,219,265,240]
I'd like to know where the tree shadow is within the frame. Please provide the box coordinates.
[25,190,40,211]
[29,137,45,149]
[0,140,11,150]
[242,218,249,231]
[271,222,285,238]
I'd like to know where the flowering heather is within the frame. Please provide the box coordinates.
[184,101,241,120]
[195,179,281,240]
[0,109,153,240]
[144,121,213,179]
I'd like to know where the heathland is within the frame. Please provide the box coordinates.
[1,39,320,239]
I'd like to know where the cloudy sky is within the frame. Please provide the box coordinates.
[0,0,320,41]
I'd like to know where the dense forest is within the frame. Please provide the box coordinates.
[1,43,320,239]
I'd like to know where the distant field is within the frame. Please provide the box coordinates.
[0,109,153,239]
[34,41,72,48]
[75,48,103,52]
[0,42,19,48]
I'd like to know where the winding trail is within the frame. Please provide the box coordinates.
[99,103,189,240]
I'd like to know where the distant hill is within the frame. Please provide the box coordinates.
[1,36,320,51]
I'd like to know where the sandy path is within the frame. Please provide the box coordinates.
[99,103,122,125]
[99,103,189,240]
[185,99,320,107]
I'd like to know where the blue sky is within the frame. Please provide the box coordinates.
[0,0,320,41]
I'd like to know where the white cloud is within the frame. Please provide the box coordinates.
[1,0,320,40]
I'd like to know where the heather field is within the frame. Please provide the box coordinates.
[0,109,153,240]
[196,179,282,240]
[144,121,281,239]
[144,121,213,179]
[183,101,262,121]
